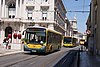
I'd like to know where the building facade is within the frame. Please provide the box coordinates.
[65,17,70,36]
[92,0,100,55]
[0,0,67,44]
[69,17,78,38]
[86,0,100,55]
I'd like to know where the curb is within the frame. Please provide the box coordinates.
[0,51,24,57]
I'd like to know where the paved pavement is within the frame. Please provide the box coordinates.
[0,44,23,57]
[80,51,100,67]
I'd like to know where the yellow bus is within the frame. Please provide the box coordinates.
[22,26,63,53]
[79,39,85,45]
[63,36,78,47]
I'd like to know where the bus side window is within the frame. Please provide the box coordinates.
[48,32,52,43]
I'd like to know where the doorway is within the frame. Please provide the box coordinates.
[5,26,12,38]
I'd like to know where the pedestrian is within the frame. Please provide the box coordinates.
[8,38,11,43]
[3,37,9,49]
[3,37,7,49]
[6,37,9,49]
[8,38,11,49]
[84,41,88,51]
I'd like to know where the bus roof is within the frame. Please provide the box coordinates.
[47,29,62,35]
[27,26,47,29]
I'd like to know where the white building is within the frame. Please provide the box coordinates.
[65,17,70,36]
[69,17,78,38]
[0,0,66,44]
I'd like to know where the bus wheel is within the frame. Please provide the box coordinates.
[50,46,53,52]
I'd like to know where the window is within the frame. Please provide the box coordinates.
[26,6,34,20]
[27,10,33,20]
[28,16,32,20]
[12,15,15,18]
[9,15,11,18]
[9,15,15,18]
[9,4,15,8]
[42,11,47,20]
[8,3,16,19]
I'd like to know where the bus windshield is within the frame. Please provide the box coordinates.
[80,40,85,42]
[79,39,85,45]
[64,37,72,44]
[25,29,46,44]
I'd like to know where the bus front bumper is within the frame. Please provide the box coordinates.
[24,45,46,53]
[63,44,74,47]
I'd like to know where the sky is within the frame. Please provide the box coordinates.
[62,0,91,34]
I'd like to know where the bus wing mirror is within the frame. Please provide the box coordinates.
[22,32,24,35]
[22,30,26,35]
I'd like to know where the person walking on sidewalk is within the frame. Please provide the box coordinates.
[3,37,9,49]
[3,37,7,49]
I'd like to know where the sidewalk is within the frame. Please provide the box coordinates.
[0,44,23,57]
[80,51,100,67]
